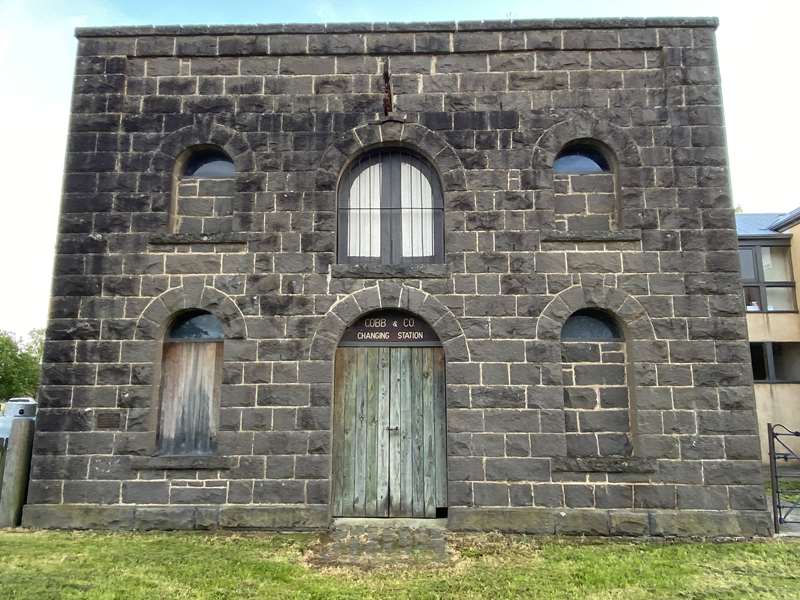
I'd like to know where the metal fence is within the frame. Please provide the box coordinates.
[767,423,800,534]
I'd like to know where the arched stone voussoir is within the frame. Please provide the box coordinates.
[312,285,465,363]
[537,285,655,341]
[149,122,253,174]
[378,280,403,308]
[532,115,642,170]
[200,287,247,339]
[330,296,361,328]
[582,286,628,314]
[352,286,381,314]
[134,285,247,341]
[443,335,469,362]
[314,119,467,194]
[397,285,426,313]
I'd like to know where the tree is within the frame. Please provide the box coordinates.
[0,329,43,401]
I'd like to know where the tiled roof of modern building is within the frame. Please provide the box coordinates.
[767,207,800,233]
[735,213,785,236]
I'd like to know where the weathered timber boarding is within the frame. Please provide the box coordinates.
[332,345,446,518]
[24,17,772,537]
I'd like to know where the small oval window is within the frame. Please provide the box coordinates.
[561,308,622,341]
[183,148,234,178]
[554,142,610,174]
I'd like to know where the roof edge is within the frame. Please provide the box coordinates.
[74,17,719,38]
[769,209,800,233]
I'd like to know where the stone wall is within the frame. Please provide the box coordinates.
[174,176,235,234]
[562,339,632,458]
[24,18,771,536]
[553,172,617,232]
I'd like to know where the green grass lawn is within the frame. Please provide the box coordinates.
[0,530,797,599]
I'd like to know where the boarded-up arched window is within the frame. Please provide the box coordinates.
[171,146,235,234]
[158,311,223,455]
[338,149,444,264]
[553,139,619,233]
[561,308,632,459]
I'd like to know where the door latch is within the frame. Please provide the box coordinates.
[386,426,399,432]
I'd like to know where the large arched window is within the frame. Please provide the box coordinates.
[171,146,235,234]
[552,139,618,233]
[158,310,224,455]
[338,149,444,265]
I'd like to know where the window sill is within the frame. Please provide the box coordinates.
[330,263,451,279]
[542,229,642,243]
[129,455,234,470]
[550,457,656,473]
[746,310,799,314]
[148,233,247,246]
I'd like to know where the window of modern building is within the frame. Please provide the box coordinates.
[739,243,796,312]
[750,342,800,382]
[561,308,623,341]
[553,141,611,174]
[158,310,224,455]
[337,149,444,265]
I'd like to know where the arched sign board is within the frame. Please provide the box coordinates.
[339,310,440,347]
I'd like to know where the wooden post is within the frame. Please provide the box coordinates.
[0,418,35,527]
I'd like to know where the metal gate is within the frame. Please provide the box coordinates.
[767,423,800,533]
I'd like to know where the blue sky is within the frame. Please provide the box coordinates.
[0,0,797,336]
[3,0,748,26]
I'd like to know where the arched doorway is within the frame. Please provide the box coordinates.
[332,309,447,518]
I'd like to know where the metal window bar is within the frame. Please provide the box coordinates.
[768,423,800,533]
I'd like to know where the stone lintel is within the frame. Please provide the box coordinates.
[129,455,235,470]
[550,456,657,473]
[542,229,642,243]
[330,263,451,279]
[148,233,247,246]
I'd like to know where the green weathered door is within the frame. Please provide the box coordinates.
[332,346,446,518]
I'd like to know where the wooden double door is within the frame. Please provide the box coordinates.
[332,346,447,518]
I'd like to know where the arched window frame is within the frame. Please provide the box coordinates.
[157,310,224,456]
[169,144,235,233]
[337,148,445,265]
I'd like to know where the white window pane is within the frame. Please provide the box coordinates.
[761,246,792,281]
[400,159,434,258]
[348,162,381,257]
[766,287,797,311]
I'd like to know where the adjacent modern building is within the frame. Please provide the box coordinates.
[23,17,772,536]
[737,211,800,460]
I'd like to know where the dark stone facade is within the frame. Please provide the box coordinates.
[24,17,772,536]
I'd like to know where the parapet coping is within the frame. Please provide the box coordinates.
[75,17,719,38]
